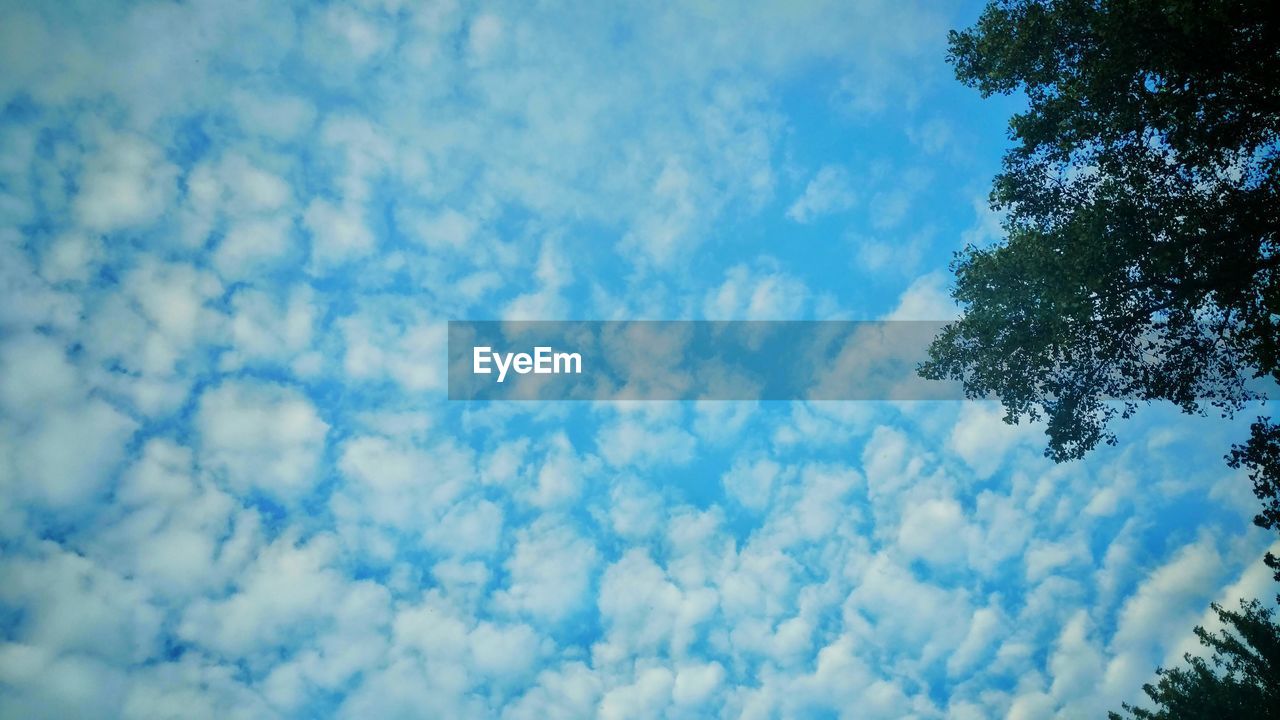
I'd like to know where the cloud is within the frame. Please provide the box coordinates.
[0,333,138,513]
[703,262,810,320]
[619,159,702,268]
[722,456,786,511]
[339,311,447,393]
[0,1,1274,718]
[786,165,855,223]
[216,216,296,278]
[196,381,328,500]
[92,439,260,599]
[495,519,599,624]
[1102,537,1225,699]
[907,117,956,155]
[334,433,473,538]
[885,271,958,321]
[0,333,82,417]
[853,226,933,277]
[896,496,972,567]
[597,418,697,469]
[230,89,317,141]
[304,198,376,268]
[73,132,177,232]
[596,549,715,662]
[0,541,162,718]
[39,232,103,283]
[503,661,602,720]
[948,402,1041,480]
[503,240,572,320]
[598,665,674,720]
[222,285,318,373]
[961,193,1006,248]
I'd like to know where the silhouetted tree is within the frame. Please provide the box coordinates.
[921,0,1280,566]
[927,2,1280,712]
[1230,420,1280,583]
[1107,599,1280,719]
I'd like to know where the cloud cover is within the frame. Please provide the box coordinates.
[0,0,1275,718]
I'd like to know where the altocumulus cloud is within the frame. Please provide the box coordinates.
[0,1,1276,718]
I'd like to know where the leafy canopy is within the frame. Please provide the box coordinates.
[930,2,1280,715]
[1107,599,1280,719]
[921,0,1280,462]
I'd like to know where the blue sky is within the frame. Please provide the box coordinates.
[0,1,1276,718]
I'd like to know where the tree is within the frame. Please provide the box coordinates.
[1229,419,1280,582]
[920,0,1280,567]
[1107,599,1280,719]
[929,1,1280,714]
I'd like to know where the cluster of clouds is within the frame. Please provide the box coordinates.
[0,0,1275,718]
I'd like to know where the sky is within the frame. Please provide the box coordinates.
[0,0,1276,718]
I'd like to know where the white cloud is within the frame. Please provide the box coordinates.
[1,1,1275,717]
[469,621,543,684]
[947,604,1005,678]
[82,260,224,402]
[523,432,598,508]
[896,496,972,567]
[424,499,504,556]
[961,194,1005,248]
[0,644,128,719]
[222,285,317,373]
[786,165,855,223]
[722,456,786,511]
[0,333,82,417]
[853,226,933,277]
[1102,537,1224,699]
[468,14,505,63]
[410,207,478,250]
[94,439,260,599]
[39,233,103,284]
[324,5,393,63]
[504,661,602,720]
[606,479,665,540]
[339,312,447,392]
[619,158,701,268]
[948,403,1041,480]
[907,117,955,155]
[0,543,162,664]
[704,262,809,320]
[672,661,725,707]
[0,231,82,333]
[1047,611,1106,710]
[215,216,295,277]
[177,533,394,715]
[885,271,957,321]
[495,519,599,623]
[597,418,696,469]
[231,90,317,141]
[73,132,177,232]
[120,656,271,720]
[599,665,674,720]
[596,550,716,665]
[334,434,472,534]
[13,399,137,511]
[503,239,572,320]
[196,380,328,499]
[304,198,375,268]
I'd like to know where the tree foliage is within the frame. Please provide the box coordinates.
[1229,418,1280,582]
[929,1,1280,715]
[924,0,1280,568]
[1107,599,1280,719]
[921,0,1280,461]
